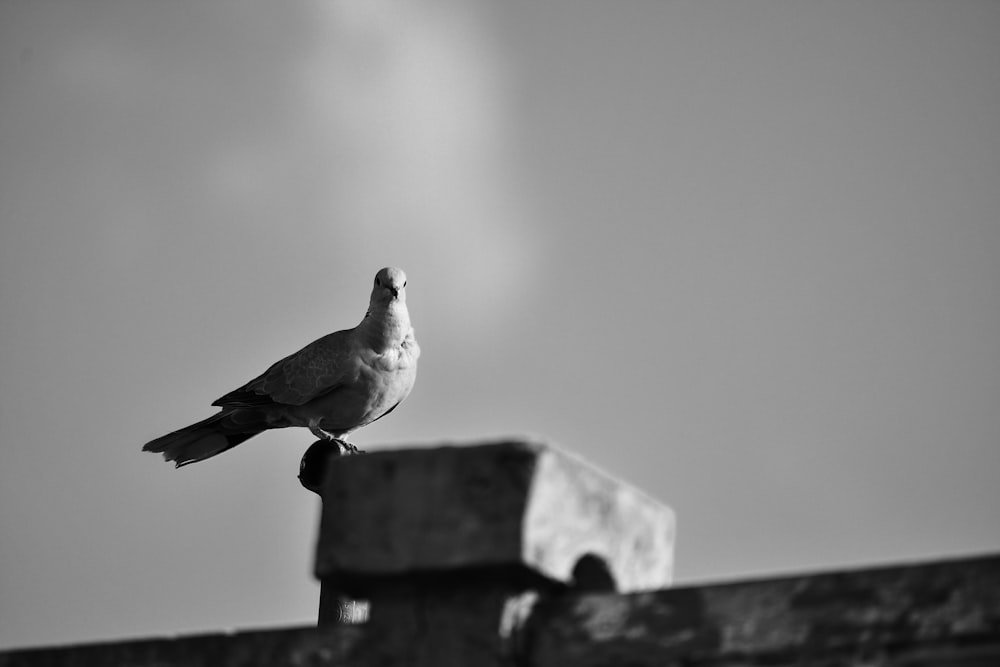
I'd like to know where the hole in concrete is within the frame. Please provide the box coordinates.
[572,553,617,592]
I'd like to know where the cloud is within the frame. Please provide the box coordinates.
[290,0,541,334]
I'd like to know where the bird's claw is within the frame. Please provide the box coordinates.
[311,430,362,455]
[309,425,364,454]
[333,438,364,455]
[309,424,336,441]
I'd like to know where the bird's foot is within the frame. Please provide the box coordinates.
[333,438,364,455]
[309,424,338,441]
[308,423,364,455]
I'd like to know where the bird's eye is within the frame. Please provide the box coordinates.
[375,277,381,287]
[402,280,407,287]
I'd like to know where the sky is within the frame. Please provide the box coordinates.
[1,0,999,651]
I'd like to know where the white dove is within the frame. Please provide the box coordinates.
[143,267,419,467]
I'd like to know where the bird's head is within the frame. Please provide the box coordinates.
[371,266,408,305]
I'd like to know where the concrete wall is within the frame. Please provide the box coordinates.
[3,440,997,666]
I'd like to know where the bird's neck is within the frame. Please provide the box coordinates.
[359,301,411,352]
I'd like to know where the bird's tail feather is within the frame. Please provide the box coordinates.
[142,411,266,467]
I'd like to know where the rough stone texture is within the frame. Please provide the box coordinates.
[527,553,1000,666]
[0,626,363,667]
[357,581,525,667]
[5,554,998,666]
[315,438,676,595]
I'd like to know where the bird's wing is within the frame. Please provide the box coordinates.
[213,329,358,408]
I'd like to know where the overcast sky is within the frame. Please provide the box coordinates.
[2,0,999,650]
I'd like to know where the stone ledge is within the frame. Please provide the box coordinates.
[527,553,1000,666]
[0,626,361,667]
[5,554,998,667]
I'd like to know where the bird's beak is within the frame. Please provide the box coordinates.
[389,287,400,298]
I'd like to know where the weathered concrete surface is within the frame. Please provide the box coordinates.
[5,554,998,666]
[315,438,675,595]
[527,553,1000,666]
[312,438,675,666]
[356,581,527,667]
[0,625,362,667]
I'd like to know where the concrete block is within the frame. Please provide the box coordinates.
[315,438,675,595]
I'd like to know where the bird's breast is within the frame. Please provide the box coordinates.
[360,340,418,402]
[297,336,418,435]
[368,337,419,373]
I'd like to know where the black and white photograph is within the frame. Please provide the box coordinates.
[1,1,998,663]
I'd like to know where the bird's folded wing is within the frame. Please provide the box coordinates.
[212,330,357,407]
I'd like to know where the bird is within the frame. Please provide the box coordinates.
[143,266,420,467]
